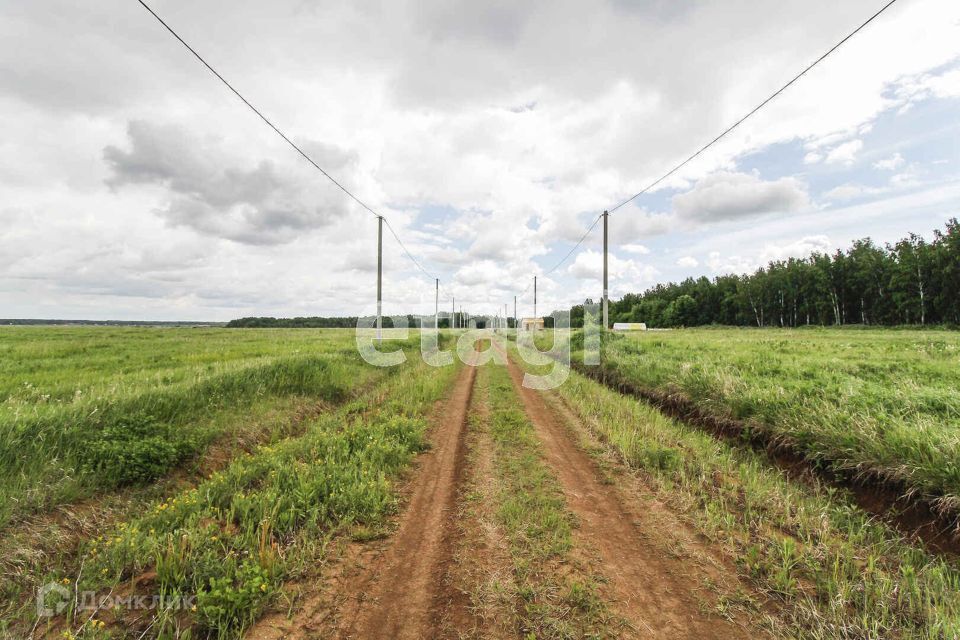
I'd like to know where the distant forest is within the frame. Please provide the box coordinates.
[226,315,440,328]
[1,319,222,326]
[228,316,363,328]
[588,218,960,328]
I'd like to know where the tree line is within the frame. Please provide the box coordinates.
[227,316,365,328]
[227,315,439,328]
[582,218,960,328]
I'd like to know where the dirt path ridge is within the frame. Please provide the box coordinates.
[502,352,751,640]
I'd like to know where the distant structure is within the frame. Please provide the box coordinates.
[612,322,647,332]
[520,317,544,331]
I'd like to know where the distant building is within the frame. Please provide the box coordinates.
[520,317,544,331]
[612,322,647,332]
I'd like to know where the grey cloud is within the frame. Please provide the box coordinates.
[672,171,809,222]
[421,1,530,45]
[104,121,356,245]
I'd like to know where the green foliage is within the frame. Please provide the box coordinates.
[196,560,273,634]
[226,315,421,328]
[594,218,960,328]
[0,327,385,528]
[517,344,960,638]
[52,354,456,638]
[595,328,960,513]
[81,413,200,487]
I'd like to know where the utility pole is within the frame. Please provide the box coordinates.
[435,278,439,331]
[534,276,537,329]
[452,296,455,330]
[377,216,383,343]
[513,295,517,331]
[504,303,508,329]
[603,210,609,331]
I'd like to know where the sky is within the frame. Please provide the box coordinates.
[1,0,958,321]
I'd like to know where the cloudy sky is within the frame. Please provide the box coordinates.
[1,0,958,321]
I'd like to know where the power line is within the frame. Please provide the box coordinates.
[520,0,898,311]
[383,218,437,280]
[512,211,603,302]
[136,0,440,282]
[542,213,604,277]
[136,0,382,221]
[607,0,900,214]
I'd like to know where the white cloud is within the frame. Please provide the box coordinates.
[824,139,864,165]
[2,0,960,318]
[759,235,833,262]
[676,256,699,268]
[890,165,922,189]
[621,243,650,255]
[706,252,756,275]
[567,249,656,285]
[823,183,879,201]
[671,171,809,223]
[873,152,905,171]
[703,236,832,274]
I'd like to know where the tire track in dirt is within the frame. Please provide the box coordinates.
[336,361,476,639]
[500,350,753,639]
[249,360,479,640]
[446,377,518,640]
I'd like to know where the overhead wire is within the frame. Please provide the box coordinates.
[516,0,900,312]
[606,0,901,214]
[543,213,604,276]
[135,0,438,281]
[138,0,901,307]
[382,218,437,280]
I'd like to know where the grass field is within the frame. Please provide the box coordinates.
[515,336,960,638]
[562,327,960,516]
[4,325,960,639]
[0,328,385,529]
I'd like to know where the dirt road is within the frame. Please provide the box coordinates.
[249,361,478,640]
[500,350,752,639]
[250,341,766,639]
[338,362,476,639]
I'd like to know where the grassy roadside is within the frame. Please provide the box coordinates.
[0,330,399,529]
[512,342,960,639]
[590,328,960,517]
[0,392,349,630]
[476,363,619,639]
[13,345,458,640]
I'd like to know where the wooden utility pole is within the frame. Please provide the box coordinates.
[452,296,455,329]
[435,278,439,331]
[377,216,383,343]
[513,295,517,331]
[602,210,609,331]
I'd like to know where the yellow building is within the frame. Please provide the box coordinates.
[520,317,544,331]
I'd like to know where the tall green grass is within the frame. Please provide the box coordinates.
[0,327,359,405]
[0,328,389,528]
[480,364,615,638]
[23,346,457,639]
[554,327,960,515]
[514,341,960,638]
